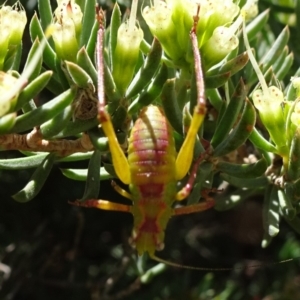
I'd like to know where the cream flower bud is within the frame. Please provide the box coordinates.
[0,2,27,46]
[52,0,83,62]
[196,0,240,47]
[0,72,18,117]
[142,0,181,61]
[252,86,284,112]
[54,0,82,40]
[291,102,300,127]
[113,0,144,94]
[202,26,239,69]
[252,86,286,148]
[0,1,27,69]
[241,0,259,21]
[291,76,300,97]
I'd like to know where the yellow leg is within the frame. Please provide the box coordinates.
[175,13,207,181]
[174,199,214,216]
[175,107,206,180]
[70,199,132,213]
[111,180,133,201]
[176,150,207,201]
[98,109,131,185]
[96,11,131,185]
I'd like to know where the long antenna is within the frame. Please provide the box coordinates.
[151,254,294,272]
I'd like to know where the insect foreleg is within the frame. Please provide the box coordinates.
[174,146,215,215]
[174,7,214,216]
[175,8,207,181]
[96,8,130,185]
[70,199,132,213]
[174,151,215,214]
[176,147,208,201]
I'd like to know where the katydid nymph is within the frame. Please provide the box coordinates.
[71,7,216,270]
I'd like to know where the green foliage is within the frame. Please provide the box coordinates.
[1,0,300,299]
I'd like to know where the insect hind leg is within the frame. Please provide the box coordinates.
[69,199,132,213]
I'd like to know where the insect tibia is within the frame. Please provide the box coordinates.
[150,254,295,272]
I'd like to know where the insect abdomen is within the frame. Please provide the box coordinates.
[127,106,178,255]
[128,105,177,186]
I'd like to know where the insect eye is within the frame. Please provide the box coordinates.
[128,236,136,248]
[156,242,165,251]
